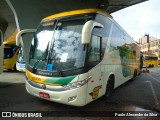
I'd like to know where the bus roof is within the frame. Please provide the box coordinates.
[4,44,19,48]
[43,9,112,21]
[143,52,157,57]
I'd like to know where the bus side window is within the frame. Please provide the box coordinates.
[88,35,102,68]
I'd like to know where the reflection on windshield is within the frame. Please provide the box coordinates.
[29,14,93,75]
[4,48,13,59]
[37,31,53,52]
[4,46,19,59]
[30,22,55,60]
[51,29,85,70]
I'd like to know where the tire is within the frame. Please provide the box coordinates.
[131,70,137,81]
[14,64,17,71]
[105,77,114,98]
[137,70,141,76]
[8,69,12,71]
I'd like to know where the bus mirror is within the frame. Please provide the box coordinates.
[16,29,36,46]
[82,20,104,44]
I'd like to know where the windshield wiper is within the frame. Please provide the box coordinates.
[32,41,50,73]
[45,20,59,69]
[45,20,64,76]
[52,54,64,77]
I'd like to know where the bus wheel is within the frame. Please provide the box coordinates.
[105,77,114,98]
[131,70,137,81]
[14,64,17,71]
[137,69,141,76]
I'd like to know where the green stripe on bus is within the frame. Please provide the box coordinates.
[44,75,77,85]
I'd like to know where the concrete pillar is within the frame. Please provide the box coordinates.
[4,23,16,40]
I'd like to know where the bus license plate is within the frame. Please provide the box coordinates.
[39,92,50,99]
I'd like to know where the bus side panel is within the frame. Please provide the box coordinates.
[85,50,129,105]
[110,22,140,83]
[103,49,130,89]
[85,64,104,104]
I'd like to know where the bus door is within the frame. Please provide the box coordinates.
[86,31,104,103]
[0,30,3,74]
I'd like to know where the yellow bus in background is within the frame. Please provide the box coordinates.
[3,44,20,71]
[158,58,160,65]
[3,29,20,71]
[0,30,3,74]
[143,52,158,68]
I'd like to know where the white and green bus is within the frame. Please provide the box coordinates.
[17,9,140,106]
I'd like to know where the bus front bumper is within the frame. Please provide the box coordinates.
[25,78,87,106]
[16,62,26,72]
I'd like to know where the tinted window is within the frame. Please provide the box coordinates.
[95,14,112,56]
[110,24,134,77]
[88,35,101,62]
[95,14,112,37]
[4,48,13,59]
[144,56,158,60]
[111,24,133,57]
[111,24,126,48]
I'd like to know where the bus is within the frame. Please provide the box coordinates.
[142,52,158,68]
[3,44,20,71]
[17,9,140,106]
[158,58,160,65]
[16,48,26,72]
[0,30,3,74]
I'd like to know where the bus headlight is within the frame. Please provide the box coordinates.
[63,76,92,90]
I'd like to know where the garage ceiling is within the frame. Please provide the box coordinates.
[0,0,148,25]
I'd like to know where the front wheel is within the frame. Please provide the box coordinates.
[131,70,137,81]
[14,64,17,71]
[105,77,114,98]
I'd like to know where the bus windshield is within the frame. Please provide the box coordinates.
[143,56,158,60]
[29,14,94,76]
[4,46,19,59]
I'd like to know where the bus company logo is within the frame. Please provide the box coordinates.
[2,112,11,117]
[42,84,46,89]
[89,85,102,99]
[38,71,53,76]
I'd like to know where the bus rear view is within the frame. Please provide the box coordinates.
[143,53,158,68]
